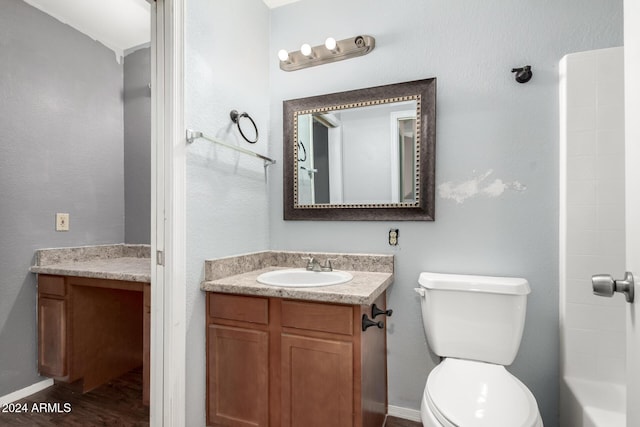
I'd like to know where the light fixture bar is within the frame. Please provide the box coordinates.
[279,35,375,72]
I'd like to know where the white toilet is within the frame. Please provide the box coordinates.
[415,272,543,427]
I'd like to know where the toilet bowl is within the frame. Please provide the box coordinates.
[420,358,543,427]
[416,272,543,427]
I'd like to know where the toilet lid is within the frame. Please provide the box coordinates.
[427,358,540,427]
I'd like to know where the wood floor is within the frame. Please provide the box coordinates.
[0,368,148,426]
[0,367,421,427]
[385,415,422,427]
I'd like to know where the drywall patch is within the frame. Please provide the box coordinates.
[438,170,526,204]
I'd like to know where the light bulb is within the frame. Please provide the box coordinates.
[300,43,313,57]
[278,49,289,62]
[325,37,337,51]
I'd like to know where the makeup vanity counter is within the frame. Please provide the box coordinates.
[30,244,151,282]
[30,244,151,404]
[201,250,394,427]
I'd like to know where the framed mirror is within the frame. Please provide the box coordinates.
[283,78,436,220]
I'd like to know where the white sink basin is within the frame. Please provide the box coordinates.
[256,268,353,288]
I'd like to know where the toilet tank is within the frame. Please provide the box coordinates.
[417,272,531,366]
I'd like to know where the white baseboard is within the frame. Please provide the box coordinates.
[0,379,54,406]
[388,404,422,422]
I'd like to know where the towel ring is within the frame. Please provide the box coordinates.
[297,140,307,162]
[230,110,259,144]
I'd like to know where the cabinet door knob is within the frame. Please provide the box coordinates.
[372,304,393,318]
[362,314,384,331]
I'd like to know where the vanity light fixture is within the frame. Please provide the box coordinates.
[278,49,290,62]
[300,43,314,58]
[324,37,338,52]
[278,35,375,72]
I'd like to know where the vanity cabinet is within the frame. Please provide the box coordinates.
[36,274,150,401]
[206,293,270,427]
[38,275,68,377]
[143,283,151,405]
[206,292,387,427]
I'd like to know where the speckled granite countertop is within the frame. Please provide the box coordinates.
[200,251,394,305]
[30,244,151,283]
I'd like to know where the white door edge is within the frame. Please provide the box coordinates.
[151,0,186,425]
[624,0,640,425]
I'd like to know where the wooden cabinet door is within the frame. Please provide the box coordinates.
[38,297,66,377]
[281,334,353,427]
[143,283,151,405]
[207,325,269,427]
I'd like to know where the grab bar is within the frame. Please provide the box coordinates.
[186,129,276,167]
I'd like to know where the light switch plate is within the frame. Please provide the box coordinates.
[56,213,69,231]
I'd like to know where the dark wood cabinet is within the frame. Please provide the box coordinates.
[206,292,387,427]
[37,275,68,378]
[38,296,67,377]
[143,283,151,405]
[36,274,150,402]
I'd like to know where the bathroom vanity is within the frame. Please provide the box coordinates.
[30,244,151,404]
[201,251,394,427]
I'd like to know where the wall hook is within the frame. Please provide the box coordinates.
[511,65,532,83]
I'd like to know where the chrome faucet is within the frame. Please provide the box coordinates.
[302,256,322,272]
[320,259,336,272]
[302,256,335,272]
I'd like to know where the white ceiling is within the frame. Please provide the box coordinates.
[23,0,150,60]
[23,0,300,60]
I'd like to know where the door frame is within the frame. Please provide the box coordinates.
[151,0,186,425]
[625,0,640,425]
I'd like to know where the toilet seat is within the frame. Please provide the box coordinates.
[425,358,540,427]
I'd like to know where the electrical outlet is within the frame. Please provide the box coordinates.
[56,213,69,231]
[389,228,399,246]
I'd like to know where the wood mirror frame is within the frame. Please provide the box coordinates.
[283,78,436,221]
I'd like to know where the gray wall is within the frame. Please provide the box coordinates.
[185,0,271,425]
[0,1,125,395]
[268,1,623,426]
[124,47,151,244]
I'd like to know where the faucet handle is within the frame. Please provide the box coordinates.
[321,258,337,271]
[301,256,316,270]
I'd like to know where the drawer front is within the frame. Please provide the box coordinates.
[38,275,66,297]
[281,300,353,336]
[208,293,268,325]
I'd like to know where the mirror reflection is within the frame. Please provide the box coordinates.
[296,100,418,206]
[284,78,436,221]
